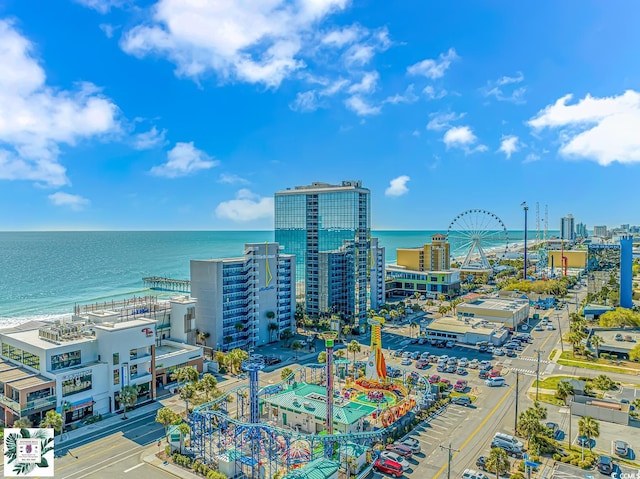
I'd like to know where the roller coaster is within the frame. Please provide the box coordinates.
[188,360,435,479]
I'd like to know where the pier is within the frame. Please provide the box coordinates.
[142,276,191,293]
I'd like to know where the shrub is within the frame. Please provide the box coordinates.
[553,453,562,461]
[578,460,591,469]
[165,445,171,456]
[511,474,526,479]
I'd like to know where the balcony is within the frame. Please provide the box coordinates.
[130,371,152,383]
[0,394,57,417]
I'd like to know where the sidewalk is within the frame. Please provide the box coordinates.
[143,445,202,479]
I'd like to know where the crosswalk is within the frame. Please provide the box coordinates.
[518,356,550,364]
[510,367,537,376]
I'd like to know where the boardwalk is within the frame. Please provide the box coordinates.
[142,276,191,293]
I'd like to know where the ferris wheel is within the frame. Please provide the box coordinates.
[447,209,509,270]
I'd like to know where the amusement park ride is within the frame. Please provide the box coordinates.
[188,317,432,479]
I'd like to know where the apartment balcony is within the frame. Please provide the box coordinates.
[129,371,152,383]
[128,353,152,364]
[0,394,57,417]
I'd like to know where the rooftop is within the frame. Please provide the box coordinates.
[9,375,55,390]
[594,330,640,352]
[426,316,506,335]
[93,317,156,331]
[282,458,340,479]
[262,383,375,425]
[459,297,529,312]
[156,340,202,360]
[3,328,94,350]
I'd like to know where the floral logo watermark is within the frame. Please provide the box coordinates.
[3,428,54,477]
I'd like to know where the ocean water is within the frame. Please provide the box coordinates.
[0,230,555,326]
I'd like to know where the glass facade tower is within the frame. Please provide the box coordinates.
[275,181,371,325]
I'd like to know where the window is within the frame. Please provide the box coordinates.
[1,344,40,370]
[130,349,137,360]
[113,353,119,365]
[113,369,120,386]
[130,364,138,378]
[51,350,81,371]
[62,371,92,397]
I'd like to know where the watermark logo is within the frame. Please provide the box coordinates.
[3,428,54,476]
[142,327,154,337]
[611,472,640,479]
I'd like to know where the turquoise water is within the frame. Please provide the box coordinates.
[0,230,555,325]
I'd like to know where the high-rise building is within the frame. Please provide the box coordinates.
[370,238,385,310]
[396,235,451,271]
[275,181,376,325]
[560,214,575,241]
[190,242,296,351]
[576,222,588,238]
[593,225,608,237]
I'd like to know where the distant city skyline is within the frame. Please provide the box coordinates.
[1,1,640,230]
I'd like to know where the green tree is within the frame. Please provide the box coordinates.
[599,308,640,328]
[578,416,600,450]
[409,320,419,338]
[517,410,544,448]
[280,328,293,347]
[120,385,138,420]
[197,330,210,346]
[591,374,615,391]
[197,373,220,402]
[171,366,199,413]
[317,351,327,363]
[347,340,362,371]
[268,321,279,343]
[40,410,63,435]
[590,334,604,357]
[13,418,32,428]
[630,343,640,362]
[234,321,244,334]
[291,340,303,358]
[281,367,294,381]
[223,335,233,347]
[155,407,181,440]
[485,447,510,478]
[556,381,574,405]
[177,422,190,454]
[342,325,352,338]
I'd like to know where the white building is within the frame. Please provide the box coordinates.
[561,214,576,241]
[190,242,296,352]
[0,297,203,427]
[456,297,530,330]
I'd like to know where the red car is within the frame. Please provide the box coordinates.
[416,360,429,369]
[440,378,451,388]
[429,374,441,383]
[454,380,468,391]
[386,443,413,458]
[374,458,403,477]
[489,370,501,378]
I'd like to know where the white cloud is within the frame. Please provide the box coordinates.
[523,153,540,164]
[215,189,274,222]
[407,48,458,79]
[219,173,249,185]
[347,71,379,94]
[99,23,118,39]
[498,135,519,159]
[74,0,126,14]
[422,85,447,100]
[150,142,218,178]
[426,111,465,131]
[133,126,167,150]
[48,192,90,210]
[482,71,526,103]
[321,25,365,47]
[385,175,410,197]
[443,126,486,153]
[289,90,319,112]
[384,85,418,105]
[0,20,120,187]
[528,90,640,165]
[121,0,350,88]
[344,96,381,116]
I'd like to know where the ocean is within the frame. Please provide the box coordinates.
[0,230,555,326]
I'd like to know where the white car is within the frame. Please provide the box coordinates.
[401,358,412,366]
[534,325,544,331]
[469,359,479,369]
[418,338,427,345]
[493,348,505,356]
[420,352,430,360]
[439,355,449,362]
[459,358,469,367]
[380,451,409,469]
[402,351,411,358]
[546,324,555,331]
[487,346,494,353]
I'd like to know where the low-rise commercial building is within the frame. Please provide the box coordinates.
[422,317,509,346]
[588,328,640,359]
[385,266,460,299]
[456,297,530,330]
[548,250,588,270]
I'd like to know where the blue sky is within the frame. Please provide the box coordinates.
[1,0,639,231]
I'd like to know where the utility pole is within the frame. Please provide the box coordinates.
[534,349,544,402]
[556,313,564,353]
[568,400,573,450]
[439,443,459,479]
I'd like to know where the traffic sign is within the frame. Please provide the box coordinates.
[525,461,539,468]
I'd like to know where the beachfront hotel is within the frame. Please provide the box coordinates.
[0,297,202,427]
[190,242,296,352]
[385,234,461,299]
[274,181,384,326]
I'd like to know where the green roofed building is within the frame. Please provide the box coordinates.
[262,383,374,434]
[282,458,340,479]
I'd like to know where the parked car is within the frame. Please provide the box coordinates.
[490,440,523,458]
[446,364,457,373]
[614,440,629,457]
[373,458,403,477]
[479,370,488,379]
[478,345,488,353]
[454,380,468,391]
[451,395,472,406]
[393,350,405,358]
[597,456,613,475]
[456,367,467,375]
[401,358,412,366]
[462,469,489,479]
[577,435,592,447]
[546,324,555,331]
[437,363,445,372]
[429,374,441,383]
[380,451,409,469]
[386,443,413,459]
[506,350,517,358]
[615,333,624,341]
[398,437,421,454]
[411,351,420,360]
[447,357,457,365]
[493,348,505,356]
[546,422,560,439]
[487,346,494,353]
[475,456,487,470]
[469,359,479,369]
[402,351,411,358]
[416,360,429,369]
[458,358,469,367]
[420,352,430,360]
[534,325,544,331]
[418,338,427,345]
[489,369,501,378]
[446,340,455,348]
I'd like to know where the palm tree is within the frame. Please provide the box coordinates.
[268,322,279,343]
[177,422,190,454]
[291,340,303,359]
[389,310,399,323]
[568,331,585,357]
[530,401,547,421]
[317,351,327,363]
[197,331,210,346]
[409,320,419,338]
[578,416,600,451]
[334,349,346,359]
[281,367,293,381]
[120,385,138,419]
[171,366,199,413]
[280,328,293,347]
[40,410,63,435]
[155,407,181,441]
[198,373,219,402]
[556,381,574,405]
[348,340,361,371]
[517,409,544,448]
[438,305,448,316]
[590,334,604,357]
[342,325,352,338]
[485,447,510,478]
